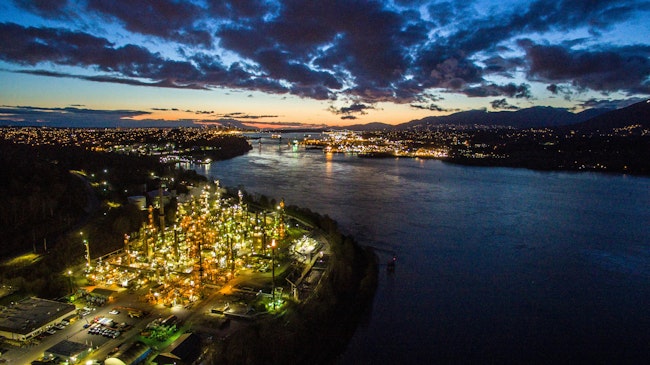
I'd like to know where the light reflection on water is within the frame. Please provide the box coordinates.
[194,134,650,364]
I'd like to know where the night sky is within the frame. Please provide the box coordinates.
[1,0,649,127]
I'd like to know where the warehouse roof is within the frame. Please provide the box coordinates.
[0,297,76,335]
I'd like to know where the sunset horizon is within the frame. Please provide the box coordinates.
[1,1,649,128]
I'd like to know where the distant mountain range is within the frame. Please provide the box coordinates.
[395,106,612,129]
[330,122,394,131]
[564,99,650,131]
[2,100,647,131]
[334,99,650,131]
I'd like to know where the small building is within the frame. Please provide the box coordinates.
[127,196,147,210]
[0,297,76,342]
[147,189,171,208]
[105,341,151,365]
[44,340,91,364]
[88,287,115,301]
[152,333,202,365]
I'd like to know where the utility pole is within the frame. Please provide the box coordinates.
[271,238,276,310]
[159,184,165,244]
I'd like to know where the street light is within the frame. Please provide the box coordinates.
[67,270,74,294]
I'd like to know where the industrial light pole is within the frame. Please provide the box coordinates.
[271,238,276,310]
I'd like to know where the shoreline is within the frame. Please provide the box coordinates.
[351,151,650,176]
[205,202,378,364]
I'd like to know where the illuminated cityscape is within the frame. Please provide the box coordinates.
[0,125,647,363]
[1,0,649,363]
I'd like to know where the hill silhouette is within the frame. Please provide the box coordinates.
[566,99,650,131]
[398,106,611,129]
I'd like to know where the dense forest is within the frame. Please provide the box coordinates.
[0,142,89,258]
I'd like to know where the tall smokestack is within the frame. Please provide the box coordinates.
[159,184,165,244]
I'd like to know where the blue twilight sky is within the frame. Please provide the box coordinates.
[1,0,649,127]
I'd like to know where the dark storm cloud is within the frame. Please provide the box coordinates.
[0,23,186,83]
[426,0,476,27]
[0,23,293,93]
[235,77,290,95]
[86,0,212,47]
[490,98,519,110]
[412,50,484,95]
[217,0,427,101]
[0,105,150,126]
[14,0,70,18]
[0,106,208,127]
[0,105,143,115]
[254,49,342,91]
[546,83,574,99]
[207,0,274,19]
[0,22,112,65]
[208,29,337,98]
[4,0,650,109]
[91,75,208,89]
[15,69,209,90]
[446,0,648,56]
[410,103,458,112]
[341,103,374,115]
[578,97,648,110]
[482,56,525,75]
[464,83,531,99]
[408,0,649,99]
[216,26,269,60]
[409,92,458,111]
[522,41,650,94]
[290,85,335,100]
[328,103,375,118]
[219,112,279,120]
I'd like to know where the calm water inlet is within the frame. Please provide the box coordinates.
[194,136,650,364]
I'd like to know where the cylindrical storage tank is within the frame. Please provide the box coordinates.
[127,196,147,210]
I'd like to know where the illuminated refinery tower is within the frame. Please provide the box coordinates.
[158,183,166,244]
[277,198,286,239]
[144,206,156,261]
[93,180,289,306]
